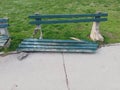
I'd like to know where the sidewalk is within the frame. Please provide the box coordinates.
[0,45,120,90]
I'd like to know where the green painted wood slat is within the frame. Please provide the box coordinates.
[23,38,96,44]
[17,48,96,53]
[0,24,9,28]
[29,13,108,19]
[19,44,97,49]
[30,18,107,25]
[0,18,8,23]
[20,41,98,47]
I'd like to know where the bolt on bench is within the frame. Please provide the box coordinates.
[0,18,10,49]
[17,13,108,53]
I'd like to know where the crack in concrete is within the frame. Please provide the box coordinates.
[62,53,70,90]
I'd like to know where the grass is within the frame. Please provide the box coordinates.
[0,0,120,51]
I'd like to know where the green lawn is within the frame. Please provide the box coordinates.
[0,0,120,51]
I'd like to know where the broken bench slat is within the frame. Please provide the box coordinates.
[0,24,9,28]
[23,38,95,44]
[21,41,98,47]
[17,48,97,53]
[18,45,97,50]
[17,39,98,53]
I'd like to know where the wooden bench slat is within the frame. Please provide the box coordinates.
[0,35,9,39]
[0,24,9,28]
[19,44,97,48]
[17,38,98,53]
[0,18,8,23]
[23,38,96,44]
[30,18,107,25]
[29,13,108,19]
[17,48,96,53]
[21,41,98,47]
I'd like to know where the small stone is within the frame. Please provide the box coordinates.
[17,52,28,60]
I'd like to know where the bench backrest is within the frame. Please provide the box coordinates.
[0,18,8,28]
[0,18,9,37]
[29,13,108,25]
[0,18,10,48]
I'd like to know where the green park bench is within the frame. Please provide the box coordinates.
[17,13,108,53]
[0,18,10,49]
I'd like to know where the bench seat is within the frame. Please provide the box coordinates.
[0,35,9,48]
[17,38,98,53]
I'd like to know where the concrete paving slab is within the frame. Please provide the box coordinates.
[0,53,67,90]
[63,45,120,90]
